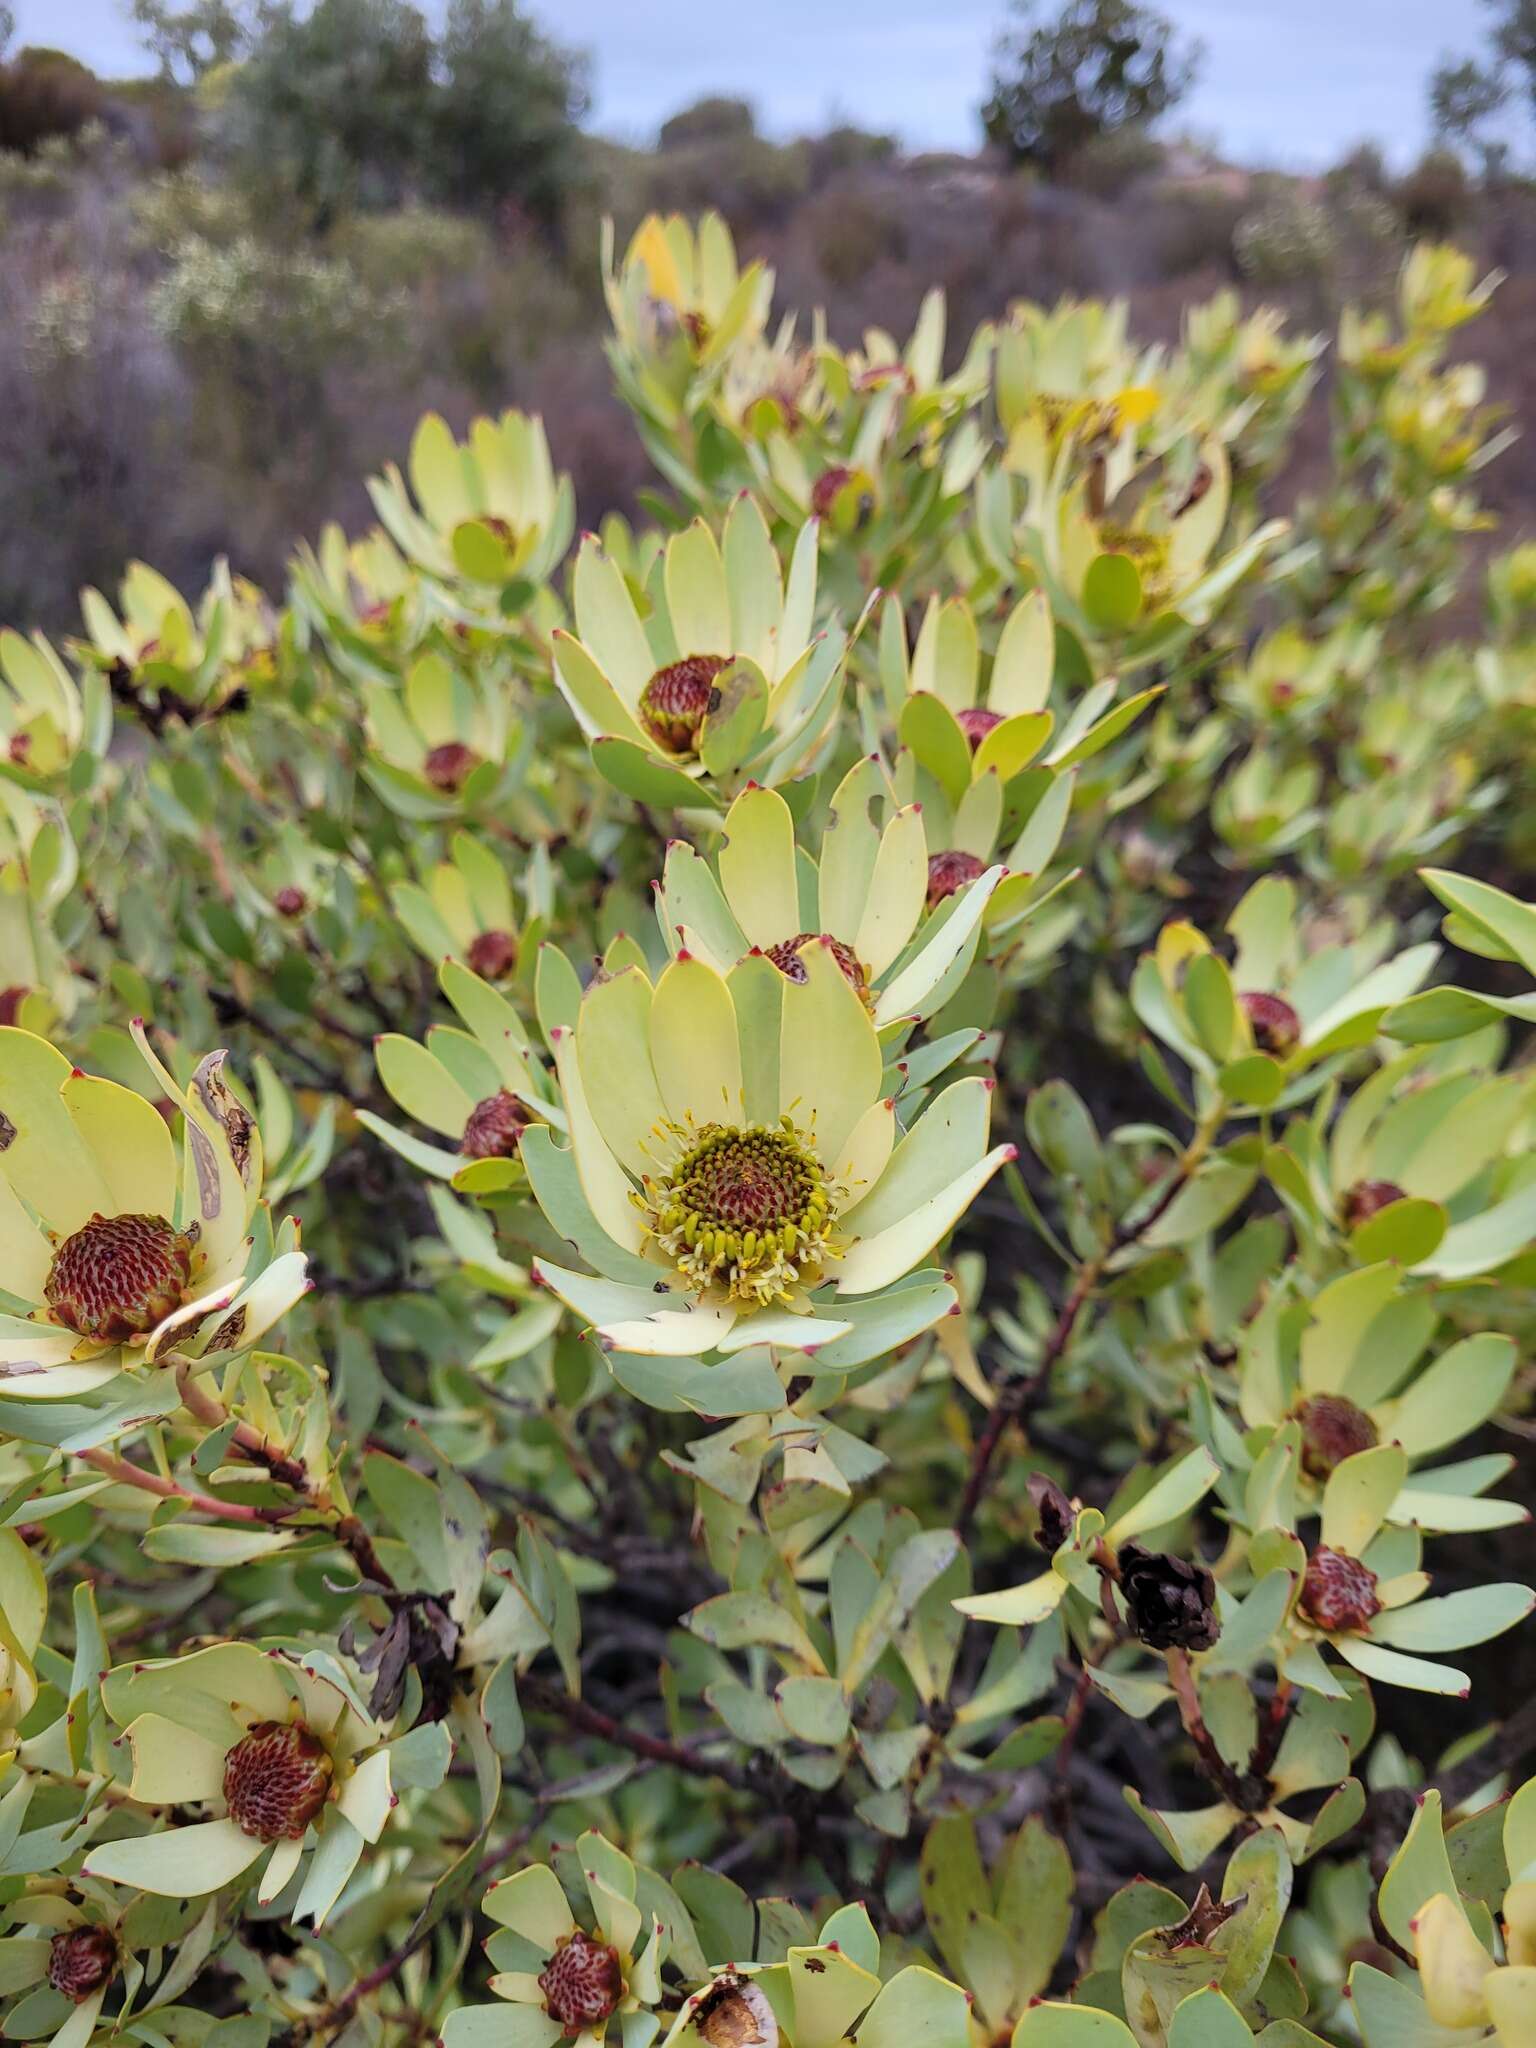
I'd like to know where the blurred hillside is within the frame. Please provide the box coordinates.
[0,7,1532,629]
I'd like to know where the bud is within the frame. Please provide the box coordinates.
[222,1721,333,1841]
[1299,1546,1381,1634]
[955,707,1004,751]
[423,741,482,794]
[1028,1472,1075,1552]
[763,931,866,996]
[638,655,730,756]
[47,1927,117,2004]
[1505,1880,1536,1967]
[273,885,308,919]
[1413,1892,1494,2030]
[1296,1393,1379,1479]
[926,849,986,909]
[809,465,855,519]
[45,1212,194,1342]
[538,1930,624,2035]
[1341,1178,1406,1230]
[1239,990,1301,1056]
[460,1090,533,1161]
[467,928,518,981]
[1117,1542,1221,1651]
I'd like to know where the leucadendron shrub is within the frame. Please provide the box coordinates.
[0,220,1532,2048]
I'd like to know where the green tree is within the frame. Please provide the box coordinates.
[982,0,1201,171]
[222,0,437,221]
[127,0,255,84]
[658,95,756,151]
[429,0,588,226]
[219,0,585,230]
[1428,1,1532,169]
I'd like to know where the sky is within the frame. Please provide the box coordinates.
[7,0,1487,169]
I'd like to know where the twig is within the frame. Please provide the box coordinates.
[79,1447,287,1526]
[956,1119,1217,1540]
[1166,1648,1264,1817]
[173,1359,396,1590]
[518,1675,755,1791]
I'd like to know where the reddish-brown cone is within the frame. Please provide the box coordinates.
[763,931,866,995]
[809,465,855,519]
[1341,1179,1407,1230]
[538,1930,625,2034]
[47,1928,118,2003]
[956,706,1004,750]
[222,1721,334,1841]
[1300,1547,1381,1634]
[1240,990,1302,1056]
[0,986,27,1027]
[926,849,986,909]
[460,1090,533,1161]
[423,741,482,793]
[273,885,308,919]
[1296,1394,1379,1480]
[638,655,730,756]
[467,928,518,980]
[44,1213,193,1342]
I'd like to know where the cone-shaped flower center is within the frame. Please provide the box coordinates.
[1300,1546,1381,1635]
[1239,989,1301,1056]
[1296,1393,1379,1479]
[460,1089,533,1161]
[956,707,1003,750]
[45,1212,193,1342]
[223,1720,334,1841]
[641,1119,840,1308]
[466,928,518,980]
[638,655,729,756]
[1341,1178,1406,1230]
[539,1930,624,2035]
[423,740,482,793]
[47,1928,117,2004]
[763,932,866,996]
[926,849,985,908]
[273,885,308,919]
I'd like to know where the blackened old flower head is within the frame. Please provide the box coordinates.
[1028,1472,1076,1552]
[1117,1541,1221,1652]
